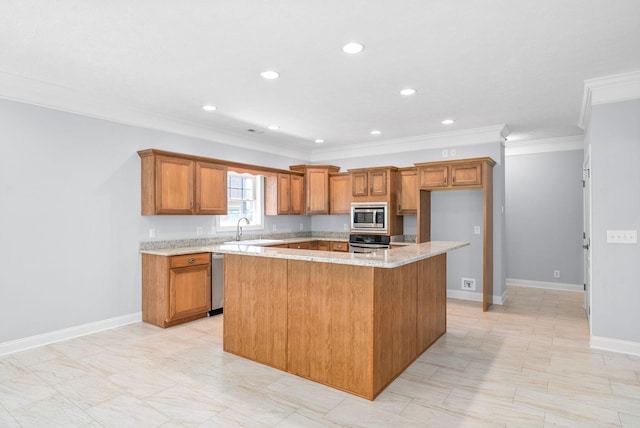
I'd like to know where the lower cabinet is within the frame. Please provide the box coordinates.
[142,253,211,328]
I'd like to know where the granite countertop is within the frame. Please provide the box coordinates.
[140,238,467,269]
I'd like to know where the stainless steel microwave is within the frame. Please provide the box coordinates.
[350,202,387,233]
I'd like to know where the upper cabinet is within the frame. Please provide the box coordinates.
[290,165,340,215]
[348,167,398,202]
[329,173,351,214]
[195,161,228,215]
[139,150,227,215]
[265,173,304,215]
[416,158,493,190]
[397,167,418,215]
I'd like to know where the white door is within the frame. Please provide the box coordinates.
[583,145,592,330]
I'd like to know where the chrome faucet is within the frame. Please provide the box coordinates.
[235,217,250,241]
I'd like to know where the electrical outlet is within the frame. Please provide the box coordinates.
[606,230,637,244]
[343,224,348,231]
[474,226,481,235]
[196,227,203,236]
[450,149,456,157]
[149,228,156,238]
[442,149,448,158]
[299,223,303,231]
[272,224,277,232]
[461,277,476,291]
[553,270,560,279]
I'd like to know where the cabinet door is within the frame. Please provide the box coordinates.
[397,169,418,215]
[155,156,194,214]
[329,174,351,214]
[168,262,211,322]
[195,162,227,215]
[419,165,449,189]
[351,172,369,197]
[278,174,291,214]
[290,174,305,215]
[369,170,387,196]
[305,169,329,214]
[451,162,482,187]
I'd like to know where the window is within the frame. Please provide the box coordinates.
[216,172,264,231]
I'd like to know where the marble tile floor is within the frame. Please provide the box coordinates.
[1,285,639,427]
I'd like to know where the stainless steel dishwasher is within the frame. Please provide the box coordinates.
[208,253,224,316]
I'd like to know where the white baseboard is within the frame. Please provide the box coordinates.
[447,289,505,305]
[507,278,584,292]
[0,312,142,356]
[590,336,640,357]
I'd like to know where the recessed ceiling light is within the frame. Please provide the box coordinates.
[268,124,280,130]
[370,130,381,135]
[202,105,216,111]
[441,119,455,125]
[400,88,417,96]
[314,139,324,144]
[260,70,280,79]
[342,42,365,54]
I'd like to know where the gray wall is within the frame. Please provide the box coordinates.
[320,142,506,300]
[0,98,306,343]
[587,99,640,343]
[0,96,505,345]
[505,150,584,285]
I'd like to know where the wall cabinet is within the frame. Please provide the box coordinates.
[138,150,227,215]
[417,160,483,190]
[290,165,340,215]
[142,253,211,328]
[397,167,418,215]
[265,173,305,215]
[350,168,389,197]
[329,173,351,214]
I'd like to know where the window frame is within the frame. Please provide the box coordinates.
[215,171,265,232]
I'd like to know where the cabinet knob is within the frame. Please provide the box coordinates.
[188,258,195,264]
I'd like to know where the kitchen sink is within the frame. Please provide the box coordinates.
[222,239,284,246]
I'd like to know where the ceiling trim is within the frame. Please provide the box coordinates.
[579,70,640,130]
[0,70,312,160]
[505,135,584,156]
[309,124,509,162]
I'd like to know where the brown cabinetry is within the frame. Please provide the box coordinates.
[330,241,348,252]
[290,165,340,215]
[142,253,211,328]
[417,160,483,190]
[329,173,351,214]
[265,173,305,215]
[138,150,227,215]
[350,168,389,197]
[397,167,418,215]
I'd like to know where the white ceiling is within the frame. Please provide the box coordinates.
[1,0,639,159]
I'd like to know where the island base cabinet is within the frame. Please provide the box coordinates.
[416,254,447,352]
[223,255,288,371]
[287,262,374,398]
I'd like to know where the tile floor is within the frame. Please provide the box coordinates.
[1,285,639,427]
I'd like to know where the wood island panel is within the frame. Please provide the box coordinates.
[372,262,418,394]
[416,254,447,352]
[223,254,288,370]
[287,261,374,398]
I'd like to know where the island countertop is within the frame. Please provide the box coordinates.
[140,240,468,269]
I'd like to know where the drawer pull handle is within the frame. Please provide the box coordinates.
[188,258,195,264]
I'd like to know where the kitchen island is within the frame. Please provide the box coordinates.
[214,241,467,400]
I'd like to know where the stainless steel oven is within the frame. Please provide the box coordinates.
[349,234,391,253]
[350,202,387,233]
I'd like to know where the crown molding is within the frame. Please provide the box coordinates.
[579,71,640,130]
[309,124,509,162]
[0,70,311,160]
[505,135,583,156]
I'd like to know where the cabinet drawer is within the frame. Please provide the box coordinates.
[170,253,210,268]
[331,241,348,252]
[289,242,312,250]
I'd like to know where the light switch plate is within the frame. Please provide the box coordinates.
[606,230,637,244]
